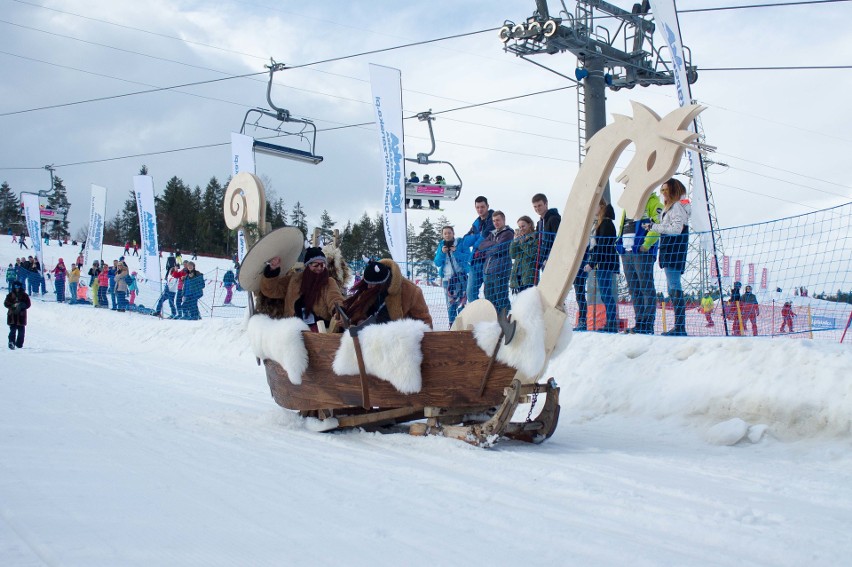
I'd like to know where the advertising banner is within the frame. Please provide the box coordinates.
[735,260,742,283]
[761,267,768,290]
[722,255,730,277]
[21,192,44,270]
[133,175,161,287]
[748,263,755,285]
[369,63,408,267]
[648,0,712,248]
[84,184,107,269]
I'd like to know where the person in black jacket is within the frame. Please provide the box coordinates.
[5,280,31,349]
[532,193,562,273]
[583,201,619,333]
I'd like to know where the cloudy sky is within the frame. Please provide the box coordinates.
[1,0,850,239]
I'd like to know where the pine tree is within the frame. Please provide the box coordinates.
[319,210,336,245]
[411,217,439,281]
[46,175,71,240]
[119,190,140,244]
[199,177,227,254]
[156,176,193,250]
[269,198,287,229]
[0,181,21,233]
[290,201,308,239]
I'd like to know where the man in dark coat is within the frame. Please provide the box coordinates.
[532,193,562,269]
[5,280,31,349]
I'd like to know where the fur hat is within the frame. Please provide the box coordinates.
[363,260,391,285]
[303,247,326,266]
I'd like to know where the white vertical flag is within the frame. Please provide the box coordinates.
[649,0,712,247]
[21,192,44,269]
[133,175,161,288]
[231,132,256,263]
[84,184,107,269]
[369,63,408,267]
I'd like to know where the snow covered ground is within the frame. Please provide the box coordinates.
[2,239,852,566]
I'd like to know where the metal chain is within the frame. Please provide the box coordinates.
[525,384,540,423]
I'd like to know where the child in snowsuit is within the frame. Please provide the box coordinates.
[780,301,796,333]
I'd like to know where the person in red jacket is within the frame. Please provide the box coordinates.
[780,301,797,333]
[171,261,189,319]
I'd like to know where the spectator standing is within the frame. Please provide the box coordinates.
[531,193,562,275]
[728,281,743,336]
[478,211,513,314]
[173,261,189,318]
[700,291,715,327]
[645,178,690,337]
[115,263,130,311]
[29,257,42,296]
[434,226,470,327]
[88,261,101,307]
[108,260,118,310]
[617,191,663,335]
[52,259,67,303]
[509,215,538,295]
[741,285,759,336]
[181,262,205,320]
[461,196,495,303]
[5,280,31,349]
[222,269,236,305]
[128,272,138,306]
[583,201,620,333]
[68,263,80,305]
[97,261,110,308]
[5,264,15,291]
[153,270,179,318]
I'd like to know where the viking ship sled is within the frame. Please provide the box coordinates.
[226,102,707,447]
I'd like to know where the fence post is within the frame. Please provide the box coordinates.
[771,299,775,338]
[807,305,813,340]
[210,267,219,318]
[661,299,668,334]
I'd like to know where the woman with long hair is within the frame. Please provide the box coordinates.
[645,178,690,336]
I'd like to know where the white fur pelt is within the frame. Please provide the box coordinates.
[246,314,310,385]
[322,244,351,291]
[473,287,546,382]
[332,319,430,394]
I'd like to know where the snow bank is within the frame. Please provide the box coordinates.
[549,333,852,440]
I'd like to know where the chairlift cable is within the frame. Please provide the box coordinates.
[700,65,852,71]
[679,0,851,14]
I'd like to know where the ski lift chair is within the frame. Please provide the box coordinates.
[240,60,323,165]
[404,111,462,205]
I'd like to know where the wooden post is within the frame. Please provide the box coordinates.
[352,334,371,409]
[807,305,813,340]
[735,301,744,335]
[661,300,668,334]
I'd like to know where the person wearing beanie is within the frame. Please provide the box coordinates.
[259,247,344,330]
[52,259,67,303]
[341,258,432,328]
[5,280,31,349]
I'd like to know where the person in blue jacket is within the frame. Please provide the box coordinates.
[180,261,205,320]
[616,192,663,334]
[460,196,494,303]
[478,211,514,315]
[434,225,470,327]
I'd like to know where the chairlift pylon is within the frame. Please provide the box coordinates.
[240,59,323,165]
[404,111,462,205]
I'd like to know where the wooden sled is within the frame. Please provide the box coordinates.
[263,330,560,448]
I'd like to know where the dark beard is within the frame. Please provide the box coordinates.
[300,266,330,314]
[343,279,387,324]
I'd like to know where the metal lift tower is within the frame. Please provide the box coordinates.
[500,0,697,202]
[501,1,724,297]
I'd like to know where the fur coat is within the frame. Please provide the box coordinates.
[259,268,344,322]
[378,259,433,328]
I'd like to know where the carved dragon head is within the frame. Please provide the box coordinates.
[607,101,704,218]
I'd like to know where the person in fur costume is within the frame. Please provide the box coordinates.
[341,259,432,328]
[259,247,344,330]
